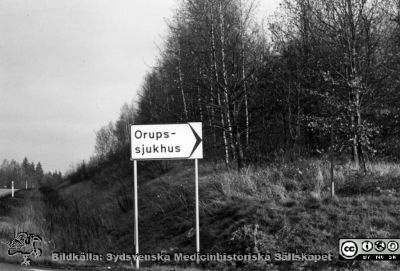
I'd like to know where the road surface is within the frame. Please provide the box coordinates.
[0,263,67,271]
[0,189,20,198]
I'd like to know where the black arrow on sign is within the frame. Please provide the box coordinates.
[188,124,202,157]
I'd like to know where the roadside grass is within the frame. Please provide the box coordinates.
[366,161,400,177]
[133,159,400,270]
[6,158,400,270]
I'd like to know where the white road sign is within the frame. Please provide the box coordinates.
[131,122,203,160]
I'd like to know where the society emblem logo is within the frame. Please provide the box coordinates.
[7,232,42,266]
[341,241,358,258]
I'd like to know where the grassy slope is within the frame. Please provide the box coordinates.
[131,159,400,270]
[3,159,400,270]
[0,189,47,264]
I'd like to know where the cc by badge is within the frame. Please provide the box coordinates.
[362,240,373,252]
[341,241,358,258]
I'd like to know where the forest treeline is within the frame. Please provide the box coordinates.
[0,158,62,188]
[84,0,400,176]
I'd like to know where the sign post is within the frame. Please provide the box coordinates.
[195,158,199,263]
[131,122,203,269]
[133,160,139,269]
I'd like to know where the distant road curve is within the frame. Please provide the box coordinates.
[0,263,67,271]
[0,189,20,198]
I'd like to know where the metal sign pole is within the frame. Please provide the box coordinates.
[133,160,139,269]
[195,158,200,262]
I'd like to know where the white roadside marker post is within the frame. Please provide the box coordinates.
[11,181,14,197]
[26,180,28,190]
[330,125,335,197]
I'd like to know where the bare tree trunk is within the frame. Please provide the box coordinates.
[219,0,235,161]
[197,86,204,122]
[240,0,249,148]
[330,124,335,197]
[296,84,301,155]
[346,0,360,170]
[355,91,366,172]
[287,81,293,151]
[242,46,249,148]
[217,90,229,165]
[233,107,245,170]
[197,69,204,122]
[178,43,188,121]
[350,94,359,169]
[208,67,217,150]
[210,1,229,165]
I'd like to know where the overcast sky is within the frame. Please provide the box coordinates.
[0,0,279,173]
